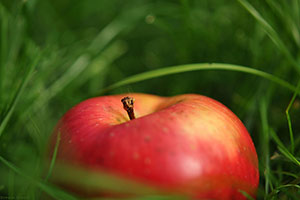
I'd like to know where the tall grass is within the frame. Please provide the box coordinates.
[0,0,300,199]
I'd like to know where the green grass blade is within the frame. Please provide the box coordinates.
[52,163,159,195]
[27,117,43,151]
[270,129,286,149]
[270,129,300,167]
[276,184,300,190]
[0,3,8,103]
[237,0,300,75]
[87,5,149,54]
[76,40,127,93]
[268,184,300,198]
[0,53,41,137]
[277,146,300,167]
[0,156,78,200]
[272,171,298,179]
[259,98,272,197]
[101,63,298,95]
[239,190,255,200]
[266,0,300,47]
[44,131,61,182]
[27,54,91,115]
[285,81,300,154]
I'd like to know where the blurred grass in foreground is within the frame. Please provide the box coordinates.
[1,0,300,199]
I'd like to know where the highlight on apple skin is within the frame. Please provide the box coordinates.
[47,93,259,199]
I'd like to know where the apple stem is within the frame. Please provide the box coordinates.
[121,96,136,120]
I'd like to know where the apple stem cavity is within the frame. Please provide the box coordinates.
[121,96,136,120]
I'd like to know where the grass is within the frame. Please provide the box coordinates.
[0,0,300,199]
[100,63,299,94]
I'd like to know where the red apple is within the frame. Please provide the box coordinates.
[48,93,259,199]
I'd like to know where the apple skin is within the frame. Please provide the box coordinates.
[49,93,259,199]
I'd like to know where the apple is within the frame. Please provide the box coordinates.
[48,93,259,199]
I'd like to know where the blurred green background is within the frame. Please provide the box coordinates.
[0,0,300,199]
